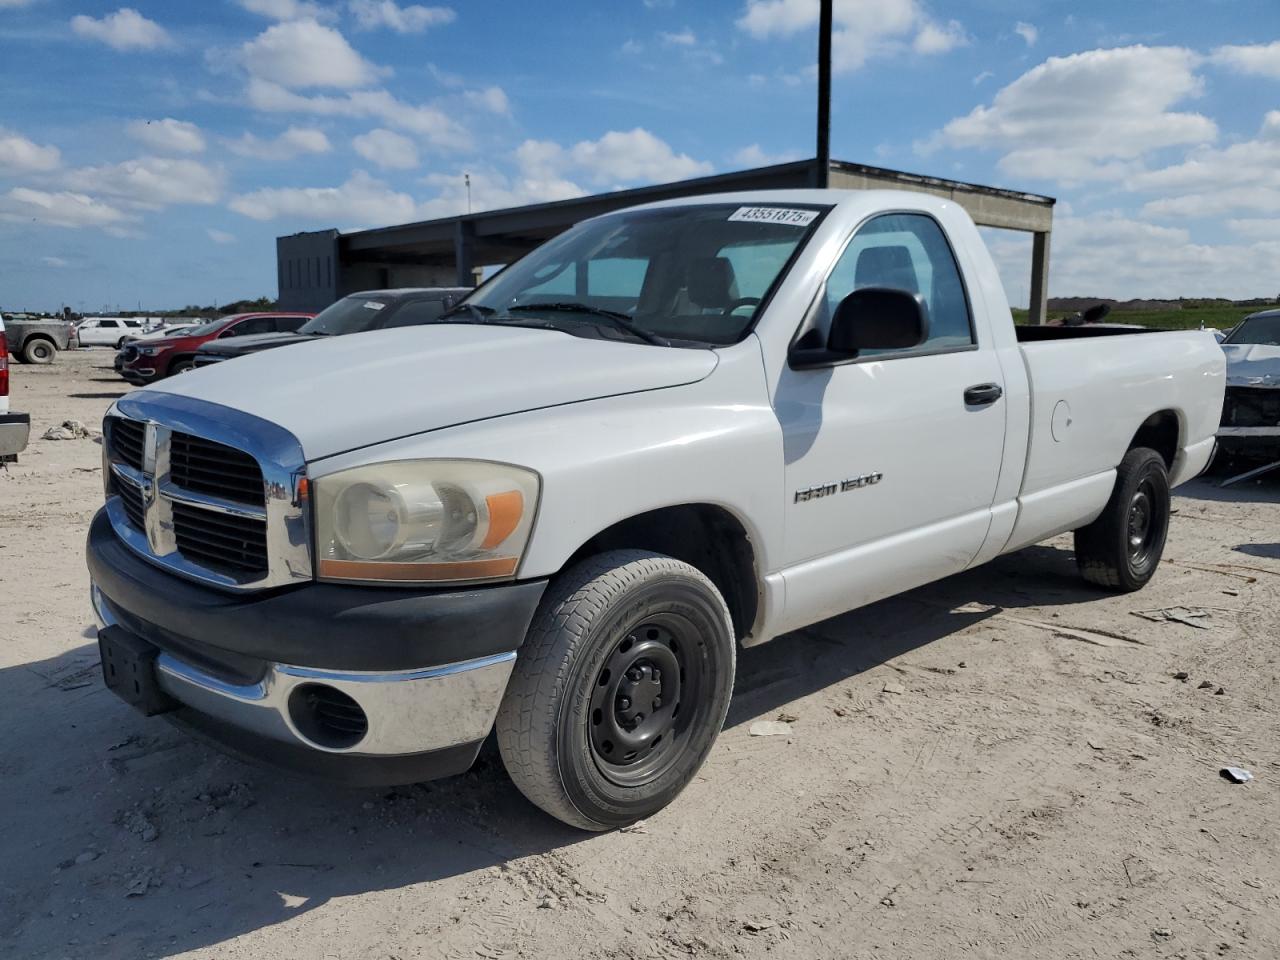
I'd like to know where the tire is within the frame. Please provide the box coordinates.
[168,357,195,376]
[1074,447,1170,592]
[22,338,55,364]
[116,337,129,349]
[496,550,736,831]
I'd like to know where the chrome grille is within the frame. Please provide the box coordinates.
[170,431,265,506]
[110,418,145,471]
[102,394,311,592]
[116,477,147,530]
[172,502,268,575]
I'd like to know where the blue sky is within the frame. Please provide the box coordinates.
[1,0,1278,311]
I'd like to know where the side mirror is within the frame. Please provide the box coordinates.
[828,287,930,353]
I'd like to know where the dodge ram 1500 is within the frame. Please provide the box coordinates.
[87,189,1225,830]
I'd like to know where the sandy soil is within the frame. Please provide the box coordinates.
[2,349,1278,960]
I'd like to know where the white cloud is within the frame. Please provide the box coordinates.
[0,0,38,7]
[207,228,237,244]
[1211,40,1280,80]
[519,128,712,187]
[972,69,993,85]
[930,46,1216,184]
[661,28,696,46]
[1130,115,1280,219]
[462,86,510,116]
[126,118,206,154]
[732,143,802,167]
[0,187,134,230]
[417,167,584,220]
[229,169,419,226]
[237,0,336,21]
[912,18,965,54]
[63,157,225,208]
[41,256,69,267]
[1226,219,1280,240]
[246,78,471,150]
[1014,21,1038,47]
[737,0,965,72]
[352,128,419,169]
[240,19,386,89]
[70,8,173,51]
[227,125,332,160]
[0,128,61,174]
[348,0,455,33]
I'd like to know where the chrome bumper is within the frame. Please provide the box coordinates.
[92,585,515,757]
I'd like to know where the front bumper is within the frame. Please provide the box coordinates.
[0,412,30,459]
[120,366,158,384]
[87,507,546,784]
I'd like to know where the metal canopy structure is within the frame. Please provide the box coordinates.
[277,157,1055,321]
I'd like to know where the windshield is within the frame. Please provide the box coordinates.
[1224,314,1280,346]
[183,319,228,337]
[301,296,396,336]
[463,203,827,346]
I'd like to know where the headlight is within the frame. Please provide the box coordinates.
[137,346,161,356]
[313,460,540,585]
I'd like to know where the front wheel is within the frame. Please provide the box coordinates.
[496,550,736,831]
[167,358,195,376]
[1074,447,1170,592]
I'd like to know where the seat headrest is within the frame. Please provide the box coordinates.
[687,256,736,308]
[855,245,918,293]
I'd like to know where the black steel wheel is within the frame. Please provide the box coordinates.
[1075,447,1170,592]
[497,550,736,831]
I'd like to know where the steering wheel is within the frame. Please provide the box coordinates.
[721,297,761,317]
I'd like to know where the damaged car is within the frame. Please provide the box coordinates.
[1218,309,1280,462]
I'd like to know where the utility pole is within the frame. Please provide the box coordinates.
[464,173,472,215]
[816,0,833,189]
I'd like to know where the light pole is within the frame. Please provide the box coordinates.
[464,173,472,215]
[815,0,832,188]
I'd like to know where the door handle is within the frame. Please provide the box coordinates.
[964,383,1003,406]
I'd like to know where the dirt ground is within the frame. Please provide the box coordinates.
[2,349,1278,960]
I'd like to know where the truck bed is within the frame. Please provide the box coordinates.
[1015,324,1164,342]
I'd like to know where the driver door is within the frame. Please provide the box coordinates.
[775,213,1007,625]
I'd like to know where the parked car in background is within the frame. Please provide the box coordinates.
[193,288,468,368]
[77,317,151,349]
[0,316,30,462]
[1218,308,1280,460]
[117,312,312,385]
[114,324,200,372]
[3,315,78,364]
[88,189,1224,830]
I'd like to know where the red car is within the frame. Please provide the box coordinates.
[118,312,313,385]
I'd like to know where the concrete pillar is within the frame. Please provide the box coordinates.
[454,220,476,287]
[1028,230,1051,325]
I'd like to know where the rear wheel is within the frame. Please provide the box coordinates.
[1074,447,1170,592]
[496,550,736,831]
[22,338,55,364]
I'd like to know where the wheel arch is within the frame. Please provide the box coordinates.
[1128,409,1181,470]
[561,502,762,644]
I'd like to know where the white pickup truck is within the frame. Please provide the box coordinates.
[87,190,1224,830]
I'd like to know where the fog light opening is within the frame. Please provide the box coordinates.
[287,683,369,750]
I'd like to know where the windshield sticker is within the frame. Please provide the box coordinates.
[728,206,820,227]
[362,301,387,310]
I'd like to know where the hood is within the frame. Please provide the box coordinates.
[147,324,718,460]
[201,332,309,356]
[1222,343,1280,387]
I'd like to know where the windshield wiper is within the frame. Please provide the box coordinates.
[506,302,668,346]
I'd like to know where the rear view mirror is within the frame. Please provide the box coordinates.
[829,287,929,353]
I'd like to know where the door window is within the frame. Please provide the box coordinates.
[825,214,975,357]
[274,316,307,333]
[225,317,275,337]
